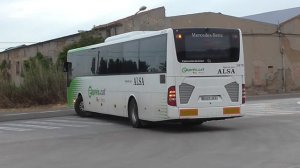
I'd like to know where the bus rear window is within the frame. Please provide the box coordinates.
[174,28,240,63]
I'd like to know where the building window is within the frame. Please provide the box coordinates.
[106,29,111,37]
[16,61,20,75]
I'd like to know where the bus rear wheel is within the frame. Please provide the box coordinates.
[74,96,91,117]
[128,99,143,128]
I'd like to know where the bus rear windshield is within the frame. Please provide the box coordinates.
[174,28,240,63]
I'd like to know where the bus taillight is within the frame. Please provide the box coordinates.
[242,84,246,104]
[168,86,177,106]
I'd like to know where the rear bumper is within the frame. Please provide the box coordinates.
[167,105,243,120]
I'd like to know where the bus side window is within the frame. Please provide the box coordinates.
[91,57,96,74]
[63,62,70,72]
[65,62,72,87]
[98,57,108,74]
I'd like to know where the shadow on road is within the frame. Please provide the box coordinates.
[91,113,130,126]
[89,113,235,133]
[144,121,236,133]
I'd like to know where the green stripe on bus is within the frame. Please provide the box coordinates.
[67,78,83,107]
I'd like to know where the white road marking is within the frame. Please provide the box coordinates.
[2,123,60,129]
[244,102,298,118]
[3,110,69,116]
[0,126,32,132]
[297,101,300,105]
[24,121,88,128]
[246,112,295,116]
[60,116,101,121]
[0,116,116,133]
[45,119,112,125]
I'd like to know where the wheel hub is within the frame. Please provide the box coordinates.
[79,101,84,111]
[131,108,137,123]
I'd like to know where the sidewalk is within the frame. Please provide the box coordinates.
[247,92,300,101]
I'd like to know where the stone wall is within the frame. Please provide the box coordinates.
[0,35,81,85]
[1,7,300,94]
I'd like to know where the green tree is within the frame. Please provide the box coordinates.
[22,52,66,105]
[57,32,104,64]
[0,31,104,108]
[0,60,11,81]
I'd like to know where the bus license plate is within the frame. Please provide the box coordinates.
[201,95,218,101]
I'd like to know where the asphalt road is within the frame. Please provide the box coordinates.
[0,97,299,168]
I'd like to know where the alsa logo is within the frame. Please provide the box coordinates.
[218,68,235,74]
[134,77,144,85]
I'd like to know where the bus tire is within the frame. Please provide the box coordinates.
[128,99,142,128]
[74,95,91,117]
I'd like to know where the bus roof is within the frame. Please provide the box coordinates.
[68,29,170,54]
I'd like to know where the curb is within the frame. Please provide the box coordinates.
[0,109,75,122]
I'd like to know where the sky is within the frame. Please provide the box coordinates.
[0,0,300,51]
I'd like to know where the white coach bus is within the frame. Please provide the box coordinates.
[64,28,245,127]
